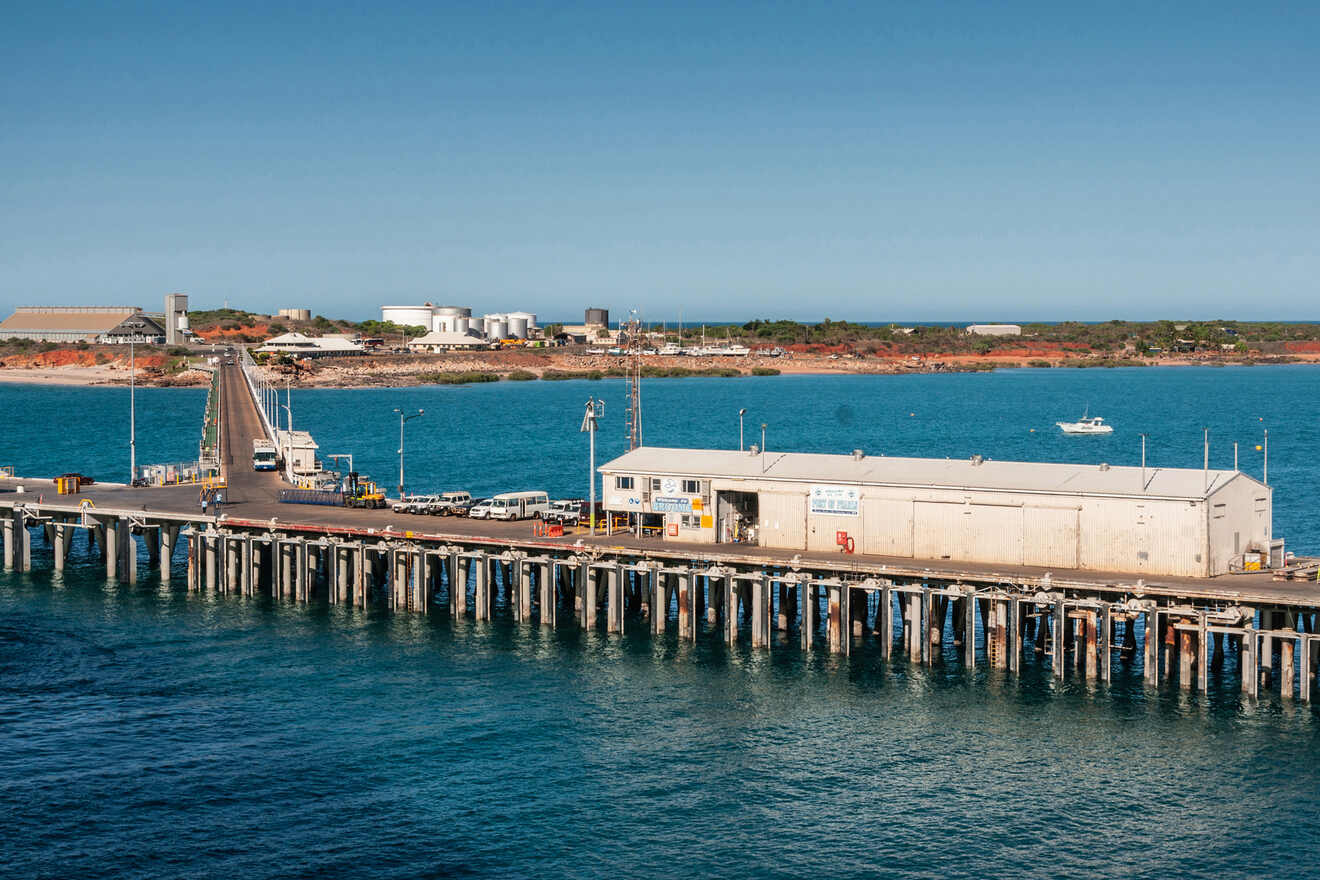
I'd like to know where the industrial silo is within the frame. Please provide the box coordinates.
[506,311,535,339]
[484,314,509,340]
[432,305,471,334]
[585,307,609,327]
[381,305,436,330]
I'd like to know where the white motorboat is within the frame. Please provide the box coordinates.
[1056,413,1113,434]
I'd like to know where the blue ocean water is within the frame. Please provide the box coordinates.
[2,368,1319,879]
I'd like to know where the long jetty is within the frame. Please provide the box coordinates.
[3,357,1319,703]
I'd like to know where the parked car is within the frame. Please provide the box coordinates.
[431,491,473,516]
[54,473,95,487]
[467,498,496,519]
[392,494,440,514]
[544,499,585,525]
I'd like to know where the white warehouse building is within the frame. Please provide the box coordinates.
[597,447,1274,578]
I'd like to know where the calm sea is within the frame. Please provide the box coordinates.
[2,367,1319,878]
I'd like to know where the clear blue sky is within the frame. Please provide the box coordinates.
[2,1,1316,323]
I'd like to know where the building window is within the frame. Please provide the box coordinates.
[681,514,698,528]
[1213,503,1226,519]
[651,478,662,492]
[681,479,701,494]
[615,476,634,490]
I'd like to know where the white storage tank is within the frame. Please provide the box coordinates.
[484,314,509,340]
[506,311,535,339]
[381,305,435,330]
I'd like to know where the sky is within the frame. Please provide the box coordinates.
[1,0,1316,323]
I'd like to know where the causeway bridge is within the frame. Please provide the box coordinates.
[3,356,1320,704]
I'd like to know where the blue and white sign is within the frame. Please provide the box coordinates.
[809,484,860,516]
[653,496,693,513]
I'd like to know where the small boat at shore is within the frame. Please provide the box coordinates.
[1057,412,1113,434]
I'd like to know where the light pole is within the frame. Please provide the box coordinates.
[1139,433,1147,491]
[739,408,746,451]
[760,423,767,472]
[581,397,604,535]
[394,407,424,498]
[125,318,147,483]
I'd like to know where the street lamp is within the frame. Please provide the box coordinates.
[760,423,767,472]
[739,408,746,451]
[124,318,148,483]
[393,407,424,498]
[581,397,604,535]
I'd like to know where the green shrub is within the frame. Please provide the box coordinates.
[505,369,538,381]
[417,371,501,385]
[541,370,604,381]
[751,367,780,376]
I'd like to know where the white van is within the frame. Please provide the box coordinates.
[487,491,550,521]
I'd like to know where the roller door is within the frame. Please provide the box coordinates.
[861,498,913,557]
[758,491,806,550]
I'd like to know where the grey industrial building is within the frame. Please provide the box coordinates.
[0,306,167,344]
[598,447,1274,578]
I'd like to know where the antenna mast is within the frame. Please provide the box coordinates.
[624,311,643,450]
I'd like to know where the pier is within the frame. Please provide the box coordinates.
[3,358,1319,703]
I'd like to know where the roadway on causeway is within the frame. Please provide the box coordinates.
[13,361,1320,610]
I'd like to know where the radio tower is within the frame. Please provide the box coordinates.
[624,312,643,450]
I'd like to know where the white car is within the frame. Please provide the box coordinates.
[468,498,496,519]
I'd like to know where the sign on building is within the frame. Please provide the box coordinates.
[810,484,860,516]
[653,496,693,513]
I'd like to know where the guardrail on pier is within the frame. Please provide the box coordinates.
[238,348,278,444]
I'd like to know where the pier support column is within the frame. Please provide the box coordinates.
[1081,609,1098,679]
[777,581,790,632]
[879,585,893,659]
[989,600,1010,671]
[104,518,120,581]
[1,511,13,571]
[961,592,976,668]
[905,592,922,659]
[159,526,178,582]
[448,552,463,616]
[1098,604,1111,683]
[540,562,557,627]
[1012,598,1026,673]
[650,570,665,636]
[1242,624,1258,698]
[516,558,532,623]
[1143,609,1159,684]
[578,562,594,630]
[678,572,693,641]
[118,521,136,584]
[751,575,769,650]
[474,553,491,621]
[723,574,738,647]
[336,545,350,604]
[241,537,253,597]
[801,582,816,651]
[1178,623,1194,690]
[1051,602,1066,677]
[1280,624,1296,700]
[351,546,365,608]
[1301,638,1314,702]
[607,564,624,634]
[52,523,68,571]
[1197,614,1209,692]
[826,582,842,654]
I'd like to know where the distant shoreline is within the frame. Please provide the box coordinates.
[2,355,1315,389]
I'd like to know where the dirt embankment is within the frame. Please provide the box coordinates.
[0,349,211,386]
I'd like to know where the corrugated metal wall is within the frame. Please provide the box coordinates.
[1022,506,1079,568]
[861,498,913,557]
[758,491,806,550]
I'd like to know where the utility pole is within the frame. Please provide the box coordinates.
[624,311,643,450]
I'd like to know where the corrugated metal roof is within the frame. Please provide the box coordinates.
[599,446,1258,500]
[0,307,143,333]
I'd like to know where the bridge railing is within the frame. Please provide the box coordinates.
[238,348,279,444]
[199,368,221,467]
